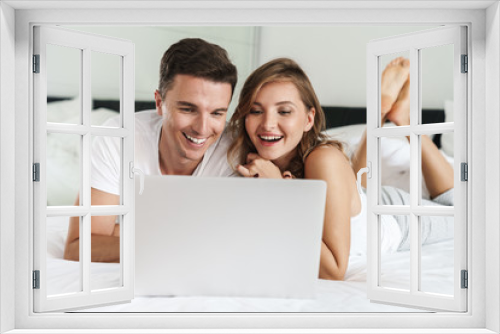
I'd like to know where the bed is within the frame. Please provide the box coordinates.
[46,216,454,313]
[45,98,456,313]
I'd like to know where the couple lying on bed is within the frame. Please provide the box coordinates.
[64,38,454,281]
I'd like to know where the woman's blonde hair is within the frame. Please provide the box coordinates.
[227,58,345,178]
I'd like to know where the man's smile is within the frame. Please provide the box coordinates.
[183,132,208,145]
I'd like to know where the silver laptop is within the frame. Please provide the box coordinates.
[134,175,326,299]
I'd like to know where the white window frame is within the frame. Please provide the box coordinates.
[366,26,468,312]
[1,2,498,333]
[32,25,135,312]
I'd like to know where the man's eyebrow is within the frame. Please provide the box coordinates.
[176,101,228,113]
[176,101,197,107]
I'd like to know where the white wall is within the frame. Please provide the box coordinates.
[258,26,454,109]
[50,25,454,116]
[58,26,257,116]
[485,2,500,333]
[0,2,16,333]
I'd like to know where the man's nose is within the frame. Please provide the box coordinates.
[192,113,209,135]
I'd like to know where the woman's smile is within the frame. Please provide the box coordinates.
[245,81,314,165]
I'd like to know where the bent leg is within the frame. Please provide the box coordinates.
[379,186,454,252]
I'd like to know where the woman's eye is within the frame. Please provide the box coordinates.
[278,110,291,115]
[249,109,262,115]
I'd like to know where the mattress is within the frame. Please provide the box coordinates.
[46,217,454,313]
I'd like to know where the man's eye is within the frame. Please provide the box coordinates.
[180,108,193,113]
[212,112,225,117]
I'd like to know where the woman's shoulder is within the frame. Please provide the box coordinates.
[304,144,352,177]
[306,144,347,164]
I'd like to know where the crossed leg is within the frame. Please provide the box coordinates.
[352,58,454,199]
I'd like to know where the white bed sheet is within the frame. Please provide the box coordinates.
[46,217,453,313]
[44,112,455,313]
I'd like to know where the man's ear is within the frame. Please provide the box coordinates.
[304,107,316,132]
[154,90,164,116]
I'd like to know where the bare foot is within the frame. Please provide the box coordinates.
[380,57,410,121]
[387,77,410,126]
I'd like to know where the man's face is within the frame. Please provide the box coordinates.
[155,74,232,166]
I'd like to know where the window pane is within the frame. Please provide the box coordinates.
[420,44,454,125]
[91,135,122,204]
[379,215,410,291]
[379,51,410,128]
[46,44,81,124]
[420,133,454,203]
[91,215,122,291]
[420,215,454,296]
[47,216,82,296]
[91,51,122,128]
[46,133,81,206]
[379,136,410,205]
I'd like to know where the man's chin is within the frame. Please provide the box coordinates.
[182,147,211,162]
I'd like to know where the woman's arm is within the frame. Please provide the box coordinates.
[304,145,360,280]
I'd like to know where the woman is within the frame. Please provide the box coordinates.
[227,57,454,281]
[227,58,360,280]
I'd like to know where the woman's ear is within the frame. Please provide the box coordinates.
[304,107,316,132]
[154,90,164,116]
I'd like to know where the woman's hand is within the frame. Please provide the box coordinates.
[237,153,293,179]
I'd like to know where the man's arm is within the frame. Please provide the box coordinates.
[63,188,120,263]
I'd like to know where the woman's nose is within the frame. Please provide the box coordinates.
[261,112,277,130]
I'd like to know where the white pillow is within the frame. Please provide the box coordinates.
[46,216,70,259]
[46,98,82,123]
[46,107,118,206]
[323,124,366,158]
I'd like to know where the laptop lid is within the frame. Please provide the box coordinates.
[135,175,326,299]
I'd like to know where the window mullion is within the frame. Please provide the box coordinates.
[409,47,420,295]
[46,123,131,137]
[81,47,92,295]
[46,205,128,217]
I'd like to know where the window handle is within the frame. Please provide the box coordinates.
[356,162,371,194]
[129,162,145,195]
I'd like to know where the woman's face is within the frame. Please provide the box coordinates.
[244,81,315,168]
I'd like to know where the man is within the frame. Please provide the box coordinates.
[64,38,238,262]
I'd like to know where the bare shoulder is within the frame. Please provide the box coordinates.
[305,145,350,171]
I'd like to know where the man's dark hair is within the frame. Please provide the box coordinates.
[158,38,238,99]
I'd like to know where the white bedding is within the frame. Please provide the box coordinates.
[47,217,453,313]
[45,105,455,312]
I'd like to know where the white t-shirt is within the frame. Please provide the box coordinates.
[91,110,234,195]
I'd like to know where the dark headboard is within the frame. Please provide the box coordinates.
[322,106,445,147]
[47,97,156,113]
[47,98,445,147]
